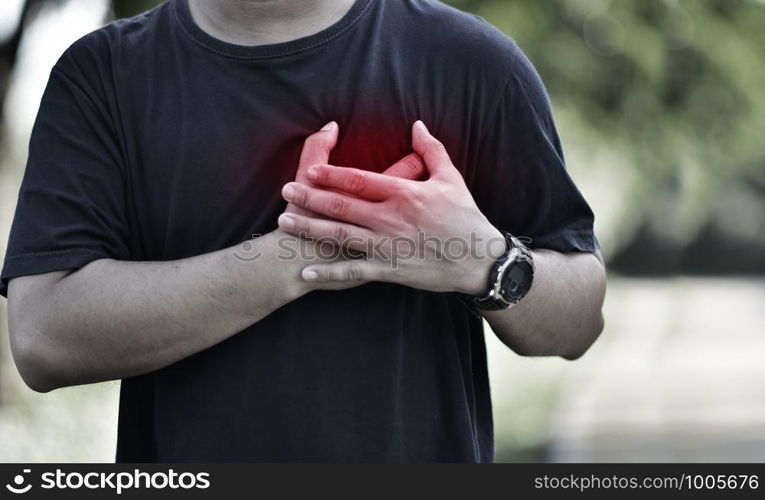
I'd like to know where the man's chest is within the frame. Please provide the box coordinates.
[116,77,421,259]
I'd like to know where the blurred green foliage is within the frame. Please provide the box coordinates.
[111,0,161,18]
[448,0,765,273]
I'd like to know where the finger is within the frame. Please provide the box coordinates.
[282,182,380,227]
[307,164,406,201]
[411,121,459,181]
[382,152,426,180]
[277,213,376,251]
[296,121,339,183]
[301,260,388,283]
[289,122,340,217]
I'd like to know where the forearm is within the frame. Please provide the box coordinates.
[267,121,606,359]
[9,230,313,391]
[482,249,606,360]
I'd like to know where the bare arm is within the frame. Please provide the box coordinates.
[481,249,606,360]
[276,121,606,360]
[7,122,425,393]
[8,231,313,392]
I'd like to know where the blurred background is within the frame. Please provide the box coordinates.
[0,0,763,462]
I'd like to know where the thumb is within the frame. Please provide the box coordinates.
[297,121,339,182]
[302,260,385,284]
[411,121,456,180]
[381,152,426,180]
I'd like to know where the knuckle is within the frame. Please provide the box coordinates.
[328,266,341,281]
[313,165,329,184]
[332,223,349,242]
[328,196,347,217]
[346,171,366,193]
[295,218,311,236]
[345,264,363,282]
[404,157,423,176]
[295,187,309,207]
[427,137,447,155]
[401,183,425,206]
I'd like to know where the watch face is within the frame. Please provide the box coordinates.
[501,261,533,302]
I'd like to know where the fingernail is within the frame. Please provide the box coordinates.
[306,166,319,180]
[282,184,295,200]
[279,213,295,230]
[302,269,319,281]
[415,120,428,133]
[321,121,337,132]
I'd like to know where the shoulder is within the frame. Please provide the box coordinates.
[54,2,171,78]
[393,0,523,80]
[408,2,552,108]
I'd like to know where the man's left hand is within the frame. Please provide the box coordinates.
[279,120,504,295]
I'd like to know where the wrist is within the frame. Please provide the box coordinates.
[454,259,493,296]
[452,224,505,295]
[460,231,536,311]
[270,228,350,296]
[259,229,315,299]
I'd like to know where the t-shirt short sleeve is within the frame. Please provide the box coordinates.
[472,42,599,254]
[0,52,130,297]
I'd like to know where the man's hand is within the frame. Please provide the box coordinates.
[6,122,428,392]
[281,120,606,361]
[278,120,503,295]
[280,121,428,291]
[286,121,427,217]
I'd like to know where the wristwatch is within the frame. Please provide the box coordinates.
[461,232,535,311]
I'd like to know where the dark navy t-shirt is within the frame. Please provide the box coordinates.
[1,0,598,462]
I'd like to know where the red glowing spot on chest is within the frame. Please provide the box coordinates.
[329,123,411,173]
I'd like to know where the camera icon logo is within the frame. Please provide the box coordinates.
[5,469,32,494]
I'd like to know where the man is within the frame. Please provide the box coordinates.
[1,0,606,462]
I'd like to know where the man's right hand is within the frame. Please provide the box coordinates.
[5,121,425,392]
[286,121,426,217]
[280,121,427,291]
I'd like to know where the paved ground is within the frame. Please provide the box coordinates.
[487,277,765,462]
[1,277,763,462]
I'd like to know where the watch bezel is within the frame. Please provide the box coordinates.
[499,252,534,303]
[467,233,535,311]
